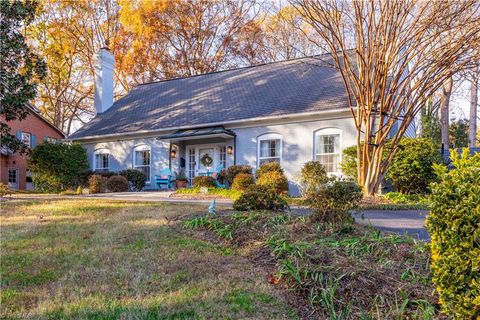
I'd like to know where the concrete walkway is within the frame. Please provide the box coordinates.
[352,210,430,241]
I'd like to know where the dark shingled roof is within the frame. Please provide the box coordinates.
[70,56,349,139]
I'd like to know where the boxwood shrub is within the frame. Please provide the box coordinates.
[305,179,362,223]
[256,170,289,194]
[225,165,253,185]
[119,169,146,191]
[426,149,480,319]
[88,174,106,194]
[231,173,255,191]
[300,161,329,194]
[193,176,216,188]
[255,161,283,179]
[233,185,289,211]
[106,175,129,192]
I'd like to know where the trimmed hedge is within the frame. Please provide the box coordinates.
[426,150,480,319]
[28,142,89,192]
[106,175,129,192]
[300,161,329,194]
[119,169,146,191]
[340,138,442,194]
[233,185,289,211]
[255,161,283,179]
[193,176,216,188]
[231,173,255,191]
[225,165,253,185]
[88,174,106,194]
[256,170,289,194]
[386,138,442,194]
[305,179,362,223]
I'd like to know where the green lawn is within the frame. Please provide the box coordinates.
[0,199,296,319]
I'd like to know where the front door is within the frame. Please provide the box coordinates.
[186,145,225,184]
[198,148,215,173]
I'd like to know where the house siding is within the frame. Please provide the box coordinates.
[232,116,357,195]
[82,115,357,195]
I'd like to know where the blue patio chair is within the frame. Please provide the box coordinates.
[213,164,226,189]
[155,168,175,190]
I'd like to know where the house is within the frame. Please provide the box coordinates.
[69,49,388,195]
[1,105,65,190]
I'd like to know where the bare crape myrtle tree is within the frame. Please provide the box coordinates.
[292,0,480,195]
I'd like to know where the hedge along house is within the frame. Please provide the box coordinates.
[70,48,406,195]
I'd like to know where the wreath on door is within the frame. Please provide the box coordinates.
[200,153,213,167]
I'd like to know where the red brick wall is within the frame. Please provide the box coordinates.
[1,109,64,190]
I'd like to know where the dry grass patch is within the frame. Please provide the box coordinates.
[0,199,296,319]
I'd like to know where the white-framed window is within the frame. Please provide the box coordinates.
[93,148,110,171]
[314,128,341,173]
[8,169,18,184]
[133,145,151,183]
[257,133,282,167]
[43,136,58,143]
[21,132,31,148]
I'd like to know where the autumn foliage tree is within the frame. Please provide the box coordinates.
[293,0,480,195]
[115,0,263,89]
[30,0,120,134]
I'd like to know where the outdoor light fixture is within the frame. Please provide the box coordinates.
[170,149,177,159]
[227,146,233,155]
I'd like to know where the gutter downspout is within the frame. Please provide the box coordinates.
[234,135,237,165]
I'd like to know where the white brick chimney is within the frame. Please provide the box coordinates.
[94,47,114,115]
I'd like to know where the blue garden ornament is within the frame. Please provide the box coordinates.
[208,199,217,215]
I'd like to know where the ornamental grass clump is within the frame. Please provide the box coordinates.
[426,149,480,319]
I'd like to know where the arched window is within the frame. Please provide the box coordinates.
[133,145,151,183]
[257,133,282,167]
[314,128,342,173]
[93,148,110,172]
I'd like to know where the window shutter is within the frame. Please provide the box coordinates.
[16,131,22,139]
[31,135,37,148]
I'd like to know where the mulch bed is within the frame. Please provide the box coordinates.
[172,211,441,319]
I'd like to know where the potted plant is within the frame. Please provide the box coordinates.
[175,169,188,189]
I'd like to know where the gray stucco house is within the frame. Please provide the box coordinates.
[70,49,364,195]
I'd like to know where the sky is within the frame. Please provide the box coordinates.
[450,79,479,122]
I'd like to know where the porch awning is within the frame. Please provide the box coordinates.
[158,126,236,141]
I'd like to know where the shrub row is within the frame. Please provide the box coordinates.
[82,169,146,193]
[232,160,362,217]
[89,174,130,193]
[340,138,442,194]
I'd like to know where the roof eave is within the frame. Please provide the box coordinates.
[68,107,353,142]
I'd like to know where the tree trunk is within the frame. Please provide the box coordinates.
[440,76,453,150]
[469,70,478,148]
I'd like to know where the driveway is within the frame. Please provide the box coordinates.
[352,210,430,241]
[10,192,430,240]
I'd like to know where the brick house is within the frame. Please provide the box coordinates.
[1,105,65,190]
